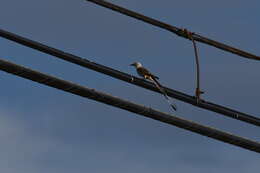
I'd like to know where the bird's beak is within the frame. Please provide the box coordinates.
[130,63,135,66]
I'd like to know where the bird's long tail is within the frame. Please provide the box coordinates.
[150,77,177,111]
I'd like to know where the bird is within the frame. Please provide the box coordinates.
[130,62,177,111]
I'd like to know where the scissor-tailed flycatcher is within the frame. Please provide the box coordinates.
[130,62,177,111]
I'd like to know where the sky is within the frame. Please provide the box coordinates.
[0,0,259,172]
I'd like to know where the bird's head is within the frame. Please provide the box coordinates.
[130,62,142,68]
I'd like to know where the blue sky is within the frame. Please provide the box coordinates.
[0,0,259,172]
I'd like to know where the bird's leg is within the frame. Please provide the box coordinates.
[144,75,149,80]
[130,76,134,82]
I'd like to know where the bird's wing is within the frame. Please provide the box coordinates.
[137,67,159,79]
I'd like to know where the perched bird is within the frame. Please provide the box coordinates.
[130,62,177,111]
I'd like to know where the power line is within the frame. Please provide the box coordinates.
[0,58,259,153]
[0,28,259,126]
[86,0,260,61]
[184,29,204,101]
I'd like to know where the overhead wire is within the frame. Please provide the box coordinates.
[0,58,259,153]
[182,29,204,102]
[86,0,260,61]
[0,28,259,126]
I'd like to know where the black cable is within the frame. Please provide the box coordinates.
[0,58,259,153]
[86,0,260,61]
[0,28,259,126]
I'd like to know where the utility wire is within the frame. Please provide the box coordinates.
[86,0,260,61]
[183,29,204,102]
[0,58,259,153]
[0,28,259,126]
